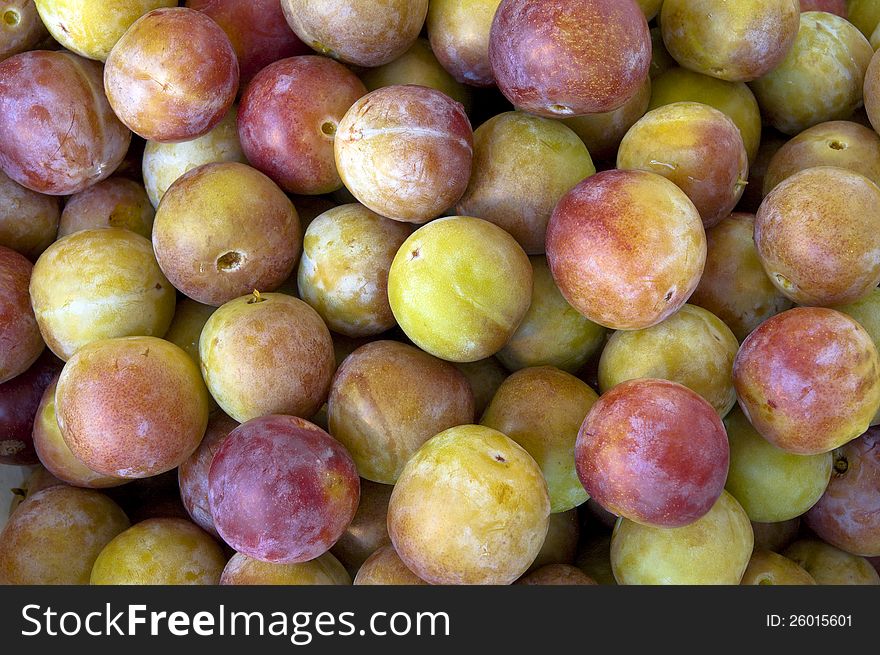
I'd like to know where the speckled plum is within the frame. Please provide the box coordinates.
[104,7,239,142]
[733,307,880,455]
[238,56,366,195]
[577,378,729,527]
[482,366,597,513]
[0,50,130,195]
[30,228,176,360]
[689,213,793,342]
[388,424,550,585]
[661,0,800,82]
[353,545,428,585]
[58,177,154,239]
[489,0,651,117]
[0,486,129,584]
[328,340,474,484]
[32,378,126,489]
[755,167,880,306]
[740,550,816,585]
[805,428,880,556]
[783,539,880,584]
[56,336,210,478]
[388,216,532,362]
[335,85,473,223]
[90,518,226,585]
[281,0,428,68]
[208,414,360,564]
[297,204,412,337]
[426,0,501,87]
[0,1,49,61]
[618,102,749,228]
[545,169,706,330]
[456,111,595,254]
[152,162,301,307]
[186,0,310,87]
[199,293,335,423]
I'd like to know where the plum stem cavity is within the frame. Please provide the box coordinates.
[216,251,243,271]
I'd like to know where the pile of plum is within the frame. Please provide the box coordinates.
[1,0,879,586]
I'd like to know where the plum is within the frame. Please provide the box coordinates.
[724,408,831,522]
[90,518,226,585]
[848,0,880,38]
[517,564,597,585]
[0,169,60,260]
[618,102,749,228]
[142,107,245,208]
[689,213,793,342]
[0,246,43,382]
[800,0,846,15]
[545,169,706,330]
[334,85,473,224]
[56,336,210,478]
[733,307,880,454]
[221,552,350,586]
[489,0,651,117]
[208,415,360,564]
[186,0,310,87]
[755,167,880,306]
[611,491,754,584]
[281,0,428,68]
[452,358,508,420]
[328,340,474,484]
[456,112,595,254]
[238,56,366,196]
[57,177,154,239]
[750,12,872,134]
[864,48,880,134]
[661,0,800,82]
[178,411,238,537]
[199,293,335,422]
[330,479,393,576]
[562,78,651,164]
[648,67,762,164]
[426,0,501,87]
[0,486,129,584]
[354,545,428,586]
[529,510,579,572]
[598,304,739,416]
[152,162,301,306]
[497,257,606,374]
[104,7,239,142]
[388,424,550,585]
[388,216,532,362]
[805,429,880,556]
[34,0,175,61]
[740,550,816,585]
[360,38,472,113]
[577,378,729,527]
[297,204,413,337]
[752,518,801,553]
[0,50,130,195]
[0,349,61,465]
[32,378,126,489]
[482,366,597,513]
[764,122,880,194]
[783,539,880,584]
[0,1,48,61]
[30,228,176,360]
[837,288,880,424]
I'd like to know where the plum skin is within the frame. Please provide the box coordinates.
[208,415,360,564]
